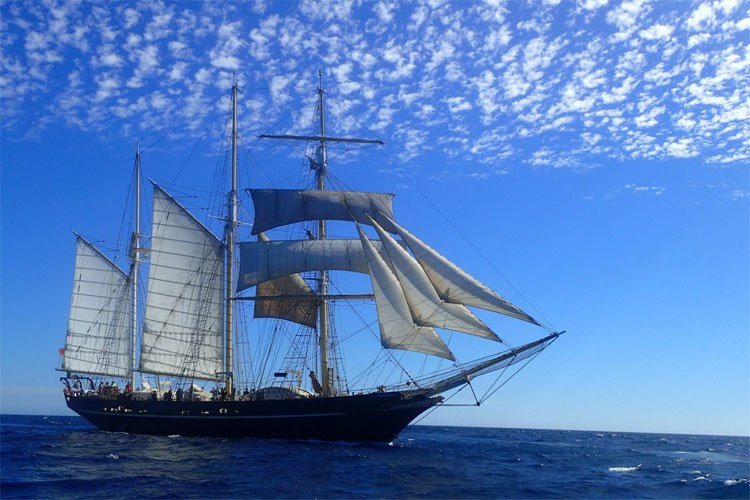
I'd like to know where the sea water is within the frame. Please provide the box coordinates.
[1,415,747,498]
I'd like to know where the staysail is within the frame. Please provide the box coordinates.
[140,186,225,380]
[368,217,500,341]
[63,236,131,378]
[357,226,454,360]
[383,215,538,324]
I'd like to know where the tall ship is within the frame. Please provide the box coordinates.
[59,74,562,442]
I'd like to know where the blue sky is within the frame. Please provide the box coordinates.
[1,0,748,436]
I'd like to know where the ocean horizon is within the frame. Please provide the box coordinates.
[2,412,748,439]
[1,414,747,498]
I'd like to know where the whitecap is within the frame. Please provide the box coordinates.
[724,479,749,486]
[168,434,180,438]
[608,464,642,473]
[107,453,119,460]
[693,476,710,481]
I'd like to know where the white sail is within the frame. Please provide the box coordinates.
[357,226,454,360]
[249,189,396,235]
[383,215,538,324]
[369,218,501,342]
[253,233,317,328]
[238,239,394,291]
[140,186,224,380]
[63,236,131,378]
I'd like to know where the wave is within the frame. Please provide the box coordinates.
[608,464,641,473]
[724,479,749,486]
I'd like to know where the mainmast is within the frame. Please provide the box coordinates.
[225,77,239,398]
[316,70,332,397]
[129,143,141,390]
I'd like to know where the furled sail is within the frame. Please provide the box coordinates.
[140,186,225,380]
[249,189,396,235]
[368,217,501,342]
[63,236,131,378]
[238,239,391,291]
[383,215,539,325]
[253,233,317,328]
[357,226,454,360]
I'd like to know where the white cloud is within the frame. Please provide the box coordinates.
[0,0,747,172]
[445,96,473,113]
[373,1,396,24]
[686,2,716,31]
[94,75,119,101]
[606,0,651,42]
[639,23,674,40]
[664,137,699,158]
[578,0,609,11]
[624,183,665,195]
[100,51,123,67]
[122,7,139,29]
[634,104,665,128]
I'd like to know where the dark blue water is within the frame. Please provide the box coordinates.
[1,415,747,498]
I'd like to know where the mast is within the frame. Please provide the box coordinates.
[129,143,141,390]
[225,77,239,398]
[257,70,384,397]
[316,69,332,397]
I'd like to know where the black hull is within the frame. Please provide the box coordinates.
[65,391,440,442]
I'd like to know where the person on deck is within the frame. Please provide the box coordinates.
[176,388,184,402]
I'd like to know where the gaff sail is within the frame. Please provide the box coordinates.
[63,236,131,378]
[140,185,225,380]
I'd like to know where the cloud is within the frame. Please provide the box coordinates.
[624,183,665,195]
[640,23,674,40]
[0,0,748,174]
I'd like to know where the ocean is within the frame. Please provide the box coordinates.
[1,415,747,499]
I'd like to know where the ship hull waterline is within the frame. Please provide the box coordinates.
[65,391,441,442]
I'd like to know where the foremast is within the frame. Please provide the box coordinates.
[225,78,239,398]
[259,70,384,398]
[128,143,142,390]
[316,70,332,397]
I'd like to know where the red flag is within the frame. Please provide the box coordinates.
[58,347,65,356]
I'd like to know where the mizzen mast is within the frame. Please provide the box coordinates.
[225,77,239,398]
